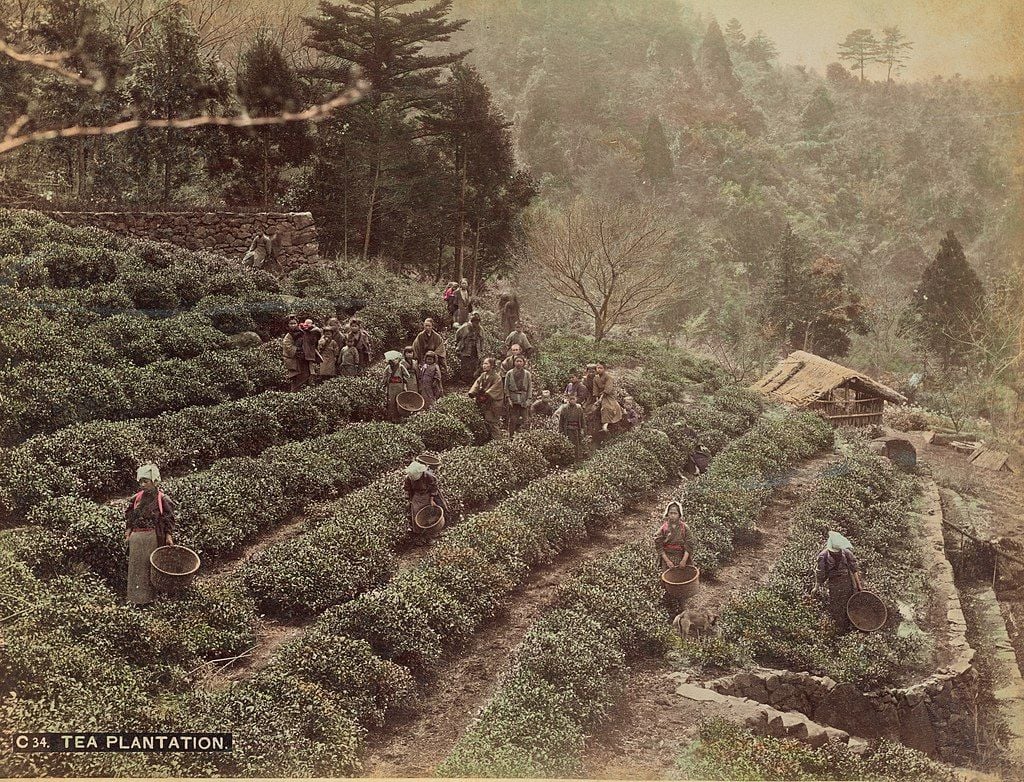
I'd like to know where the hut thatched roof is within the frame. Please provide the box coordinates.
[752,351,907,407]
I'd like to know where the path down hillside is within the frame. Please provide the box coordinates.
[581,452,840,779]
[360,452,838,777]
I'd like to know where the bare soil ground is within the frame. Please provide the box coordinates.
[582,452,840,780]
[359,482,684,777]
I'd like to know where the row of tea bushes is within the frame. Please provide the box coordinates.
[189,389,764,776]
[238,428,574,617]
[438,409,836,777]
[0,343,281,445]
[0,375,386,518]
[13,402,486,587]
[687,447,927,689]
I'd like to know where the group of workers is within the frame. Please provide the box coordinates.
[282,314,372,392]
[655,498,866,635]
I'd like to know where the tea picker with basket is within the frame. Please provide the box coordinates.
[404,456,451,538]
[656,501,700,611]
[813,530,879,634]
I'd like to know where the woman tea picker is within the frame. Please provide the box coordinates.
[654,501,692,571]
[813,530,863,634]
[404,459,451,532]
[125,463,176,607]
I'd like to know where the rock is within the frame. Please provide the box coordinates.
[898,700,938,756]
[769,683,800,708]
[848,737,870,756]
[812,683,885,739]
[675,683,730,704]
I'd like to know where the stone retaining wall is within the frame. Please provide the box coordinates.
[702,481,979,763]
[44,211,319,269]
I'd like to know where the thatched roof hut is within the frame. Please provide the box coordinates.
[752,350,907,427]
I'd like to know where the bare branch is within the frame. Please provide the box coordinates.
[0,38,99,88]
[0,79,370,156]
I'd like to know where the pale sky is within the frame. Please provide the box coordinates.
[687,0,1024,80]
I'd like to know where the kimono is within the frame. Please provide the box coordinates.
[418,362,444,409]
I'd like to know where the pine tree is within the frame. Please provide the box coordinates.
[304,0,468,259]
[639,114,673,184]
[697,19,741,94]
[422,63,531,281]
[745,31,778,68]
[222,33,309,207]
[837,28,880,82]
[878,26,913,83]
[723,18,745,49]
[907,230,986,369]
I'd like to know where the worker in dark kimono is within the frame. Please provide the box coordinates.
[655,501,692,570]
[469,356,505,440]
[503,355,533,436]
[412,318,446,370]
[530,389,554,428]
[348,317,373,370]
[558,393,586,460]
[444,281,459,325]
[404,459,451,533]
[339,335,361,376]
[814,531,863,634]
[282,316,310,392]
[455,278,474,325]
[581,364,599,435]
[456,313,485,384]
[382,350,411,422]
[125,463,176,607]
[418,351,444,409]
[499,292,521,335]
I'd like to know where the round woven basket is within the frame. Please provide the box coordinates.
[416,452,442,467]
[397,391,425,413]
[150,545,200,593]
[661,565,700,599]
[847,590,887,632]
[413,505,446,536]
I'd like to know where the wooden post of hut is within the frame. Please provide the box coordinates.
[751,350,907,428]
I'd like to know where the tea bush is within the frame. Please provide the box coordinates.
[687,448,928,688]
[671,718,957,781]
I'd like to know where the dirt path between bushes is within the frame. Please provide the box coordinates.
[358,481,684,777]
[359,451,840,777]
[582,451,840,780]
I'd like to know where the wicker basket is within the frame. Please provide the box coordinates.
[150,545,200,593]
[397,391,425,413]
[661,565,700,599]
[413,505,446,536]
[847,590,887,632]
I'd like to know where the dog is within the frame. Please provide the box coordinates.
[672,609,718,639]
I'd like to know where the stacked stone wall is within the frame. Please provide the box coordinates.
[44,211,319,269]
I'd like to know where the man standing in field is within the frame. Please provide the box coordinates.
[412,317,446,370]
[469,356,505,440]
[456,313,485,384]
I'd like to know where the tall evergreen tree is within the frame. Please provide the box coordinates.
[422,63,532,281]
[220,33,308,207]
[303,0,468,259]
[697,19,741,94]
[760,227,867,357]
[745,31,778,68]
[837,28,880,82]
[119,1,229,201]
[639,114,673,184]
[907,230,986,368]
[878,26,913,83]
[723,18,745,49]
